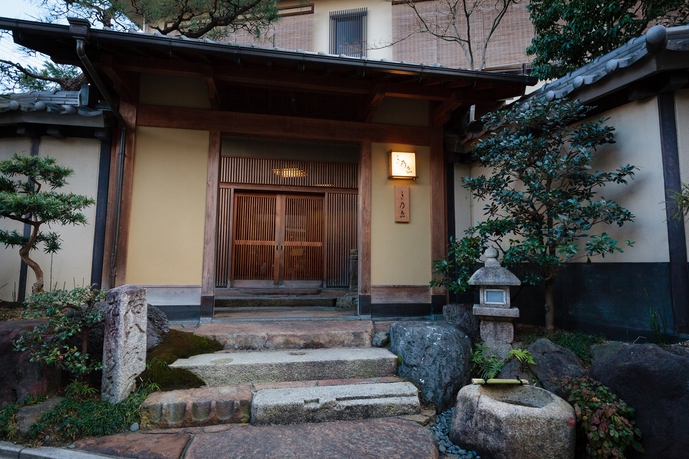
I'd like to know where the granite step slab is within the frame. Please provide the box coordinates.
[173,320,373,351]
[169,347,398,385]
[141,385,252,429]
[251,381,420,425]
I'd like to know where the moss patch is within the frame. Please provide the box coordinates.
[140,329,223,390]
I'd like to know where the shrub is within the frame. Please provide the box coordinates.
[471,343,535,380]
[14,287,105,378]
[560,376,643,459]
[26,383,157,444]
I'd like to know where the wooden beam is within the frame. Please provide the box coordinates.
[203,66,220,110]
[101,128,121,290]
[429,126,447,298]
[358,141,372,299]
[201,131,221,316]
[113,100,138,286]
[105,56,454,101]
[101,55,138,103]
[360,87,385,123]
[137,104,431,145]
[432,92,463,127]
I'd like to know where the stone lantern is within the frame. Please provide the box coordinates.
[469,247,521,358]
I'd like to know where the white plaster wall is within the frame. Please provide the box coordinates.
[0,138,32,301]
[453,163,473,236]
[590,98,667,263]
[0,137,100,299]
[457,98,667,264]
[313,0,393,60]
[26,138,101,292]
[675,89,689,259]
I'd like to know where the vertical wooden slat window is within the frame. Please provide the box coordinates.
[283,196,324,281]
[330,8,367,57]
[325,193,357,287]
[232,195,277,281]
[215,188,233,288]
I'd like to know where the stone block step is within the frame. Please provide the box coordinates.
[251,381,420,425]
[142,385,252,429]
[169,347,398,386]
[215,297,336,308]
[174,320,373,351]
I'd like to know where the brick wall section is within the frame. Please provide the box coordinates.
[224,13,314,50]
[391,2,533,69]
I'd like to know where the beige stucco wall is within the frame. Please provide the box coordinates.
[456,97,667,264]
[313,0,393,61]
[675,89,689,259]
[126,127,209,285]
[590,98,667,263]
[140,74,211,109]
[370,143,431,285]
[0,137,100,300]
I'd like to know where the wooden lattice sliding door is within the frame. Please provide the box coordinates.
[231,194,277,286]
[215,156,357,289]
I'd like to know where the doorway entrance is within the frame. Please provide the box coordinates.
[231,193,324,287]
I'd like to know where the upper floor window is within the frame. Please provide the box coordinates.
[330,8,367,58]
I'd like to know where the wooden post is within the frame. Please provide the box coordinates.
[201,131,221,317]
[358,141,372,314]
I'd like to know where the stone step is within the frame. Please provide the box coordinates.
[140,376,415,429]
[251,381,420,425]
[169,347,398,386]
[142,385,252,429]
[172,320,373,351]
[215,297,337,308]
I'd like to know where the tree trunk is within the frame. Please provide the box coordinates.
[544,279,555,332]
[19,224,44,293]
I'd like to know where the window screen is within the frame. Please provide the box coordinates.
[330,8,367,58]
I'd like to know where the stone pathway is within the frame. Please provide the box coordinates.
[72,418,439,459]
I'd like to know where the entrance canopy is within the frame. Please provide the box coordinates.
[0,17,535,128]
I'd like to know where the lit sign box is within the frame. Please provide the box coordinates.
[389,151,417,180]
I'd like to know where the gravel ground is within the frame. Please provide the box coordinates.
[427,408,481,459]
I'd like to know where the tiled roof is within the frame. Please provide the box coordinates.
[0,85,103,117]
[520,24,689,104]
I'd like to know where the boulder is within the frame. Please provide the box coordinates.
[146,306,170,350]
[371,331,389,347]
[0,320,62,406]
[590,341,628,364]
[443,304,480,343]
[527,339,585,396]
[497,358,532,383]
[590,344,689,459]
[450,384,575,459]
[389,321,471,411]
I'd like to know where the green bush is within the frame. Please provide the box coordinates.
[14,287,105,378]
[471,343,535,380]
[560,376,643,459]
[26,383,157,444]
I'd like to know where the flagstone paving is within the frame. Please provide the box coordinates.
[73,417,439,459]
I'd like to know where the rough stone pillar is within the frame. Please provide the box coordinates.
[101,285,147,404]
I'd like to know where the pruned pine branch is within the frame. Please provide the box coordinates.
[130,0,280,39]
[0,59,86,91]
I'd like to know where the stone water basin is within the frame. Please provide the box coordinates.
[450,384,575,459]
